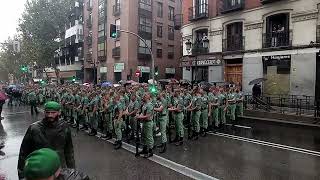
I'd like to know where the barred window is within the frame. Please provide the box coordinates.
[139,0,151,11]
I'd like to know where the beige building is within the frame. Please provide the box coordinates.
[181,0,320,98]
[83,0,182,83]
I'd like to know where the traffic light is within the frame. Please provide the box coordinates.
[155,66,159,76]
[149,85,158,94]
[20,66,28,73]
[72,76,76,82]
[110,24,118,38]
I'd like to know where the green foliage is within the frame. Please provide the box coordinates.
[19,0,73,68]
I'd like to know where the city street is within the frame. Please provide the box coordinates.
[1,105,320,180]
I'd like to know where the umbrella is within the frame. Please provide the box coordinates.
[148,79,157,84]
[169,79,179,84]
[158,79,171,85]
[101,82,112,87]
[180,79,191,85]
[198,81,211,87]
[113,84,121,87]
[125,80,138,85]
[82,83,91,87]
[249,78,267,85]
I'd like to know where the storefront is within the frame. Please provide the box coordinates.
[262,55,291,95]
[137,66,150,83]
[114,63,124,83]
[181,54,223,83]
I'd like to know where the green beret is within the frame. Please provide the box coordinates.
[24,148,61,179]
[44,101,61,111]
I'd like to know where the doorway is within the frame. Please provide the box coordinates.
[224,58,243,86]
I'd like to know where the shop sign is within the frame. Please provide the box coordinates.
[137,66,150,73]
[165,68,175,74]
[114,63,124,72]
[262,55,291,61]
[100,67,107,73]
[180,57,222,67]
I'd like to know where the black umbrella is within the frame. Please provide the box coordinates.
[249,78,267,85]
[158,79,171,85]
[180,79,191,85]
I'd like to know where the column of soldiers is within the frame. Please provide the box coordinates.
[22,83,244,158]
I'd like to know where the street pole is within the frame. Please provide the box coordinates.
[118,29,155,85]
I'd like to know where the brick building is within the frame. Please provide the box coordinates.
[83,0,182,83]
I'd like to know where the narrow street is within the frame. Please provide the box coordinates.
[1,105,320,180]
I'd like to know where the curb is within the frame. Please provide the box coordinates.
[242,115,320,128]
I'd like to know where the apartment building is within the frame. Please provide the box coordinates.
[53,0,84,83]
[83,0,182,83]
[181,0,320,98]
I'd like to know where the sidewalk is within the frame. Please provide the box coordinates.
[243,109,320,128]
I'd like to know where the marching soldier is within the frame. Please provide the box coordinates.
[169,90,184,146]
[200,89,209,136]
[154,92,169,153]
[208,89,219,133]
[236,87,244,120]
[218,87,227,129]
[137,93,154,158]
[126,93,140,141]
[113,94,125,150]
[227,87,237,124]
[189,89,201,140]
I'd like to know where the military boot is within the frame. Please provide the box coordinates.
[114,140,122,150]
[144,148,153,158]
[175,137,183,146]
[159,143,167,153]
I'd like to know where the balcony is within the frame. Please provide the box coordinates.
[261,0,282,4]
[222,35,245,52]
[221,0,245,14]
[86,19,92,28]
[188,4,208,21]
[191,43,209,55]
[168,32,174,40]
[86,1,92,11]
[113,4,120,16]
[262,30,292,48]
[112,47,120,58]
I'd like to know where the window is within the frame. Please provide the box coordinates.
[168,6,174,21]
[139,16,152,33]
[98,24,104,38]
[139,39,151,54]
[98,43,105,51]
[157,48,162,58]
[157,2,163,18]
[168,25,174,40]
[168,45,174,59]
[157,25,163,38]
[139,0,151,11]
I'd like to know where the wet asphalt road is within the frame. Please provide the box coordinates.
[0,105,320,180]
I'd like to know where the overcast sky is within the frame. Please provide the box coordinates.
[0,0,27,42]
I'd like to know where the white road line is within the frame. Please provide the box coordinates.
[93,131,219,180]
[209,132,320,157]
[225,123,252,129]
[3,111,30,116]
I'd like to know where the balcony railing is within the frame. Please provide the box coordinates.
[222,35,245,52]
[168,32,174,40]
[188,3,208,21]
[261,0,282,4]
[86,19,92,28]
[86,1,92,11]
[112,47,120,58]
[113,4,120,16]
[191,43,209,55]
[262,30,292,48]
[221,0,245,14]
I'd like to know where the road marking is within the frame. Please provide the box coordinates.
[209,132,320,157]
[93,131,218,180]
[225,123,252,129]
[3,111,30,116]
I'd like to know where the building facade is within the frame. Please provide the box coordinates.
[53,0,84,83]
[181,0,320,97]
[83,0,182,83]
